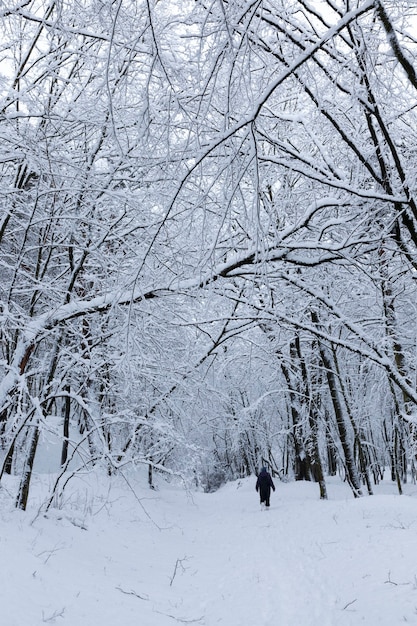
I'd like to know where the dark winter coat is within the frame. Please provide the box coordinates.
[256,469,275,502]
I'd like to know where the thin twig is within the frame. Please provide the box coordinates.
[42,608,65,622]
[115,586,149,601]
[119,470,163,530]
[342,599,357,611]
[170,556,189,586]
[154,609,204,624]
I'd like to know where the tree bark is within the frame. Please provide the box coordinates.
[297,335,327,499]
[61,385,71,467]
[311,311,362,497]
[16,422,40,510]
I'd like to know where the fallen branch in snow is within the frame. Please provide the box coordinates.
[341,599,357,611]
[384,571,409,586]
[154,609,204,624]
[42,608,65,622]
[170,556,190,586]
[115,586,149,601]
[118,470,163,530]
[36,544,66,565]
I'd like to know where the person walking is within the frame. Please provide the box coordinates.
[256,466,275,509]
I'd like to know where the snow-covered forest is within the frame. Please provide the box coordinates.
[1,0,417,512]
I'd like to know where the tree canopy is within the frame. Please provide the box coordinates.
[1,0,417,507]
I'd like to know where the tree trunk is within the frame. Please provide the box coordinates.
[297,336,327,499]
[61,385,71,467]
[311,312,362,497]
[16,422,40,510]
[325,411,338,476]
[331,346,373,495]
[281,351,311,482]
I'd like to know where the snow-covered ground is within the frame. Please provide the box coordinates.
[1,470,417,625]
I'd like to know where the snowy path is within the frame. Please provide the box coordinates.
[148,479,417,625]
[2,475,417,625]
